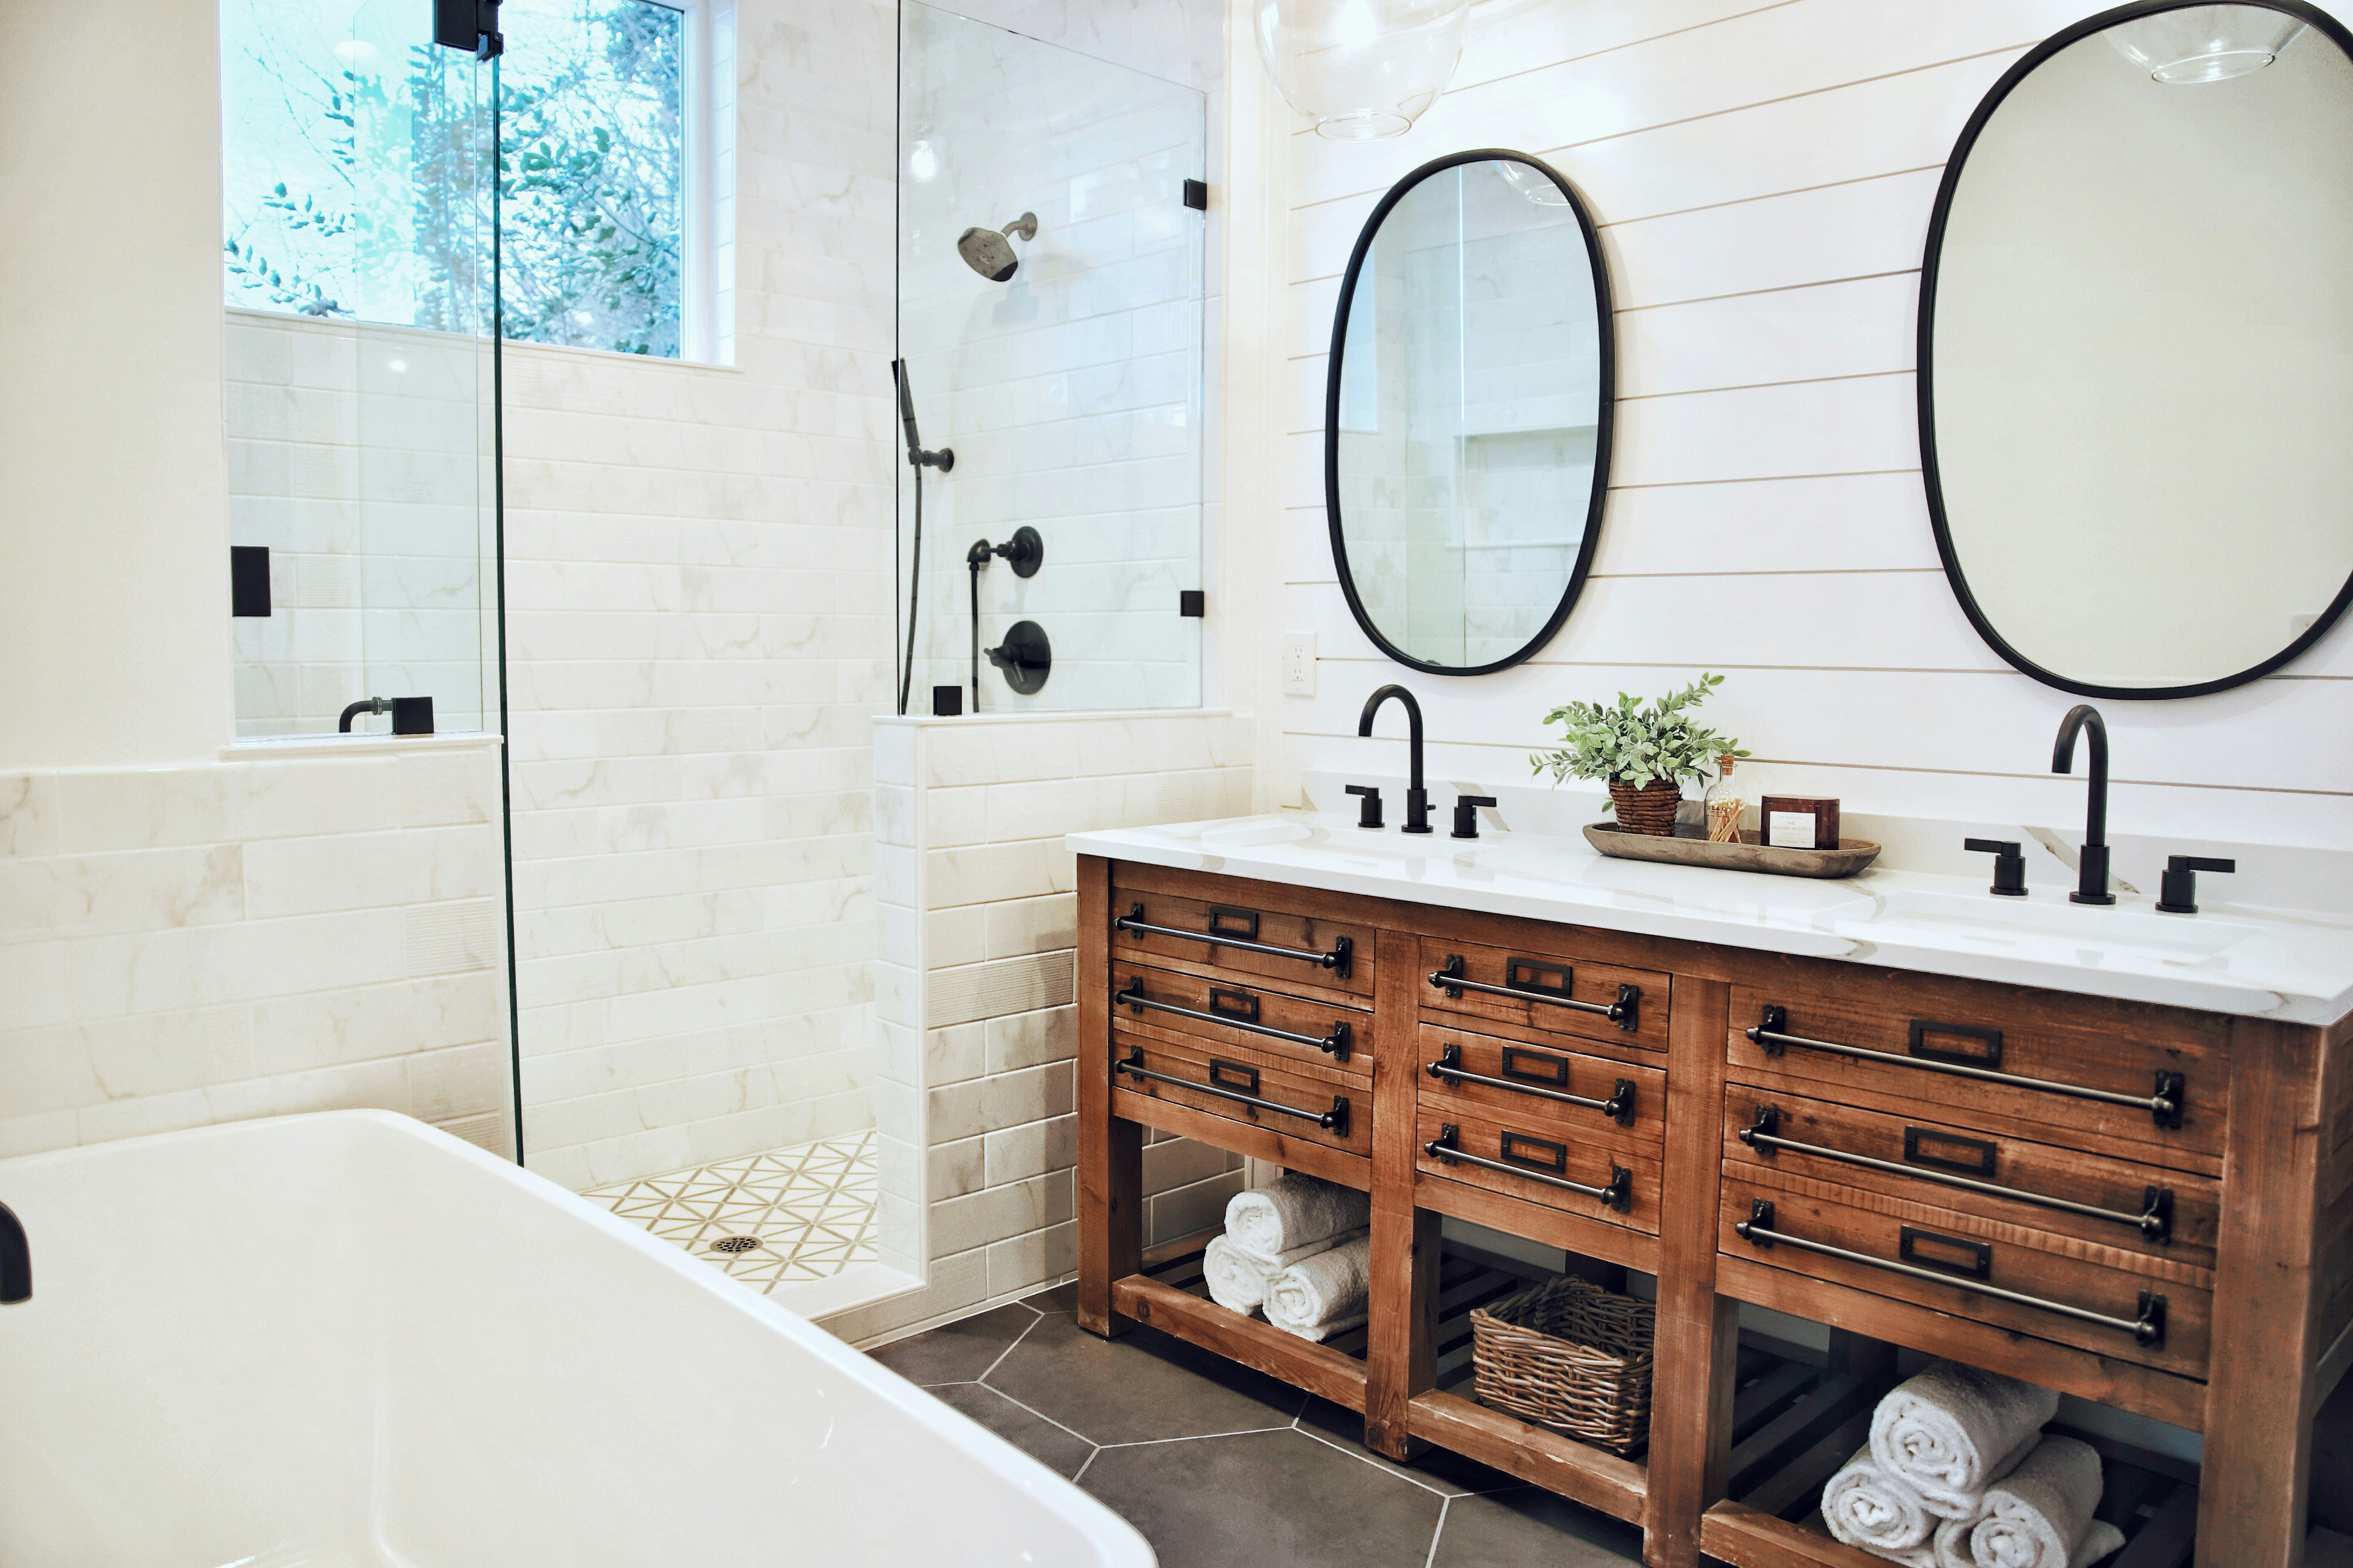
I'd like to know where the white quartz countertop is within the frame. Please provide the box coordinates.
[1069,813,2353,1026]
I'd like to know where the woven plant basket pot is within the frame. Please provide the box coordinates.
[1469,1276,1656,1455]
[1607,778,1682,837]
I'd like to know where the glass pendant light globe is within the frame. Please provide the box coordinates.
[1495,160,1570,206]
[1254,0,1470,140]
[2107,3,2305,83]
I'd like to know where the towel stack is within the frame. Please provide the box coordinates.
[1821,1362,2126,1568]
[1201,1173,1372,1342]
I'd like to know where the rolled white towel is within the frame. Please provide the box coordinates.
[1225,1173,1370,1258]
[1871,1362,2059,1517]
[1932,1436,2126,1568]
[1201,1227,1366,1315]
[1823,1446,1939,1558]
[1263,1233,1371,1342]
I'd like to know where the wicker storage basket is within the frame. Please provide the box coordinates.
[1469,1275,1656,1455]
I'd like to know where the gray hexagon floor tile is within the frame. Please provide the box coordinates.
[1296,1394,1528,1497]
[925,1383,1096,1479]
[1430,1486,1644,1565]
[984,1312,1305,1445]
[869,1302,1040,1386]
[1082,1427,1443,1568]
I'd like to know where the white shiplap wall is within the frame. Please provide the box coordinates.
[1265,0,2353,855]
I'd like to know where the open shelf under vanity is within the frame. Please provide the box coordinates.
[1120,1228,1650,1525]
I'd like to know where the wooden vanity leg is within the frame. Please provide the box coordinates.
[1367,927,1436,1458]
[1646,977,1737,1568]
[1077,854,1142,1338]
[2200,1017,2327,1566]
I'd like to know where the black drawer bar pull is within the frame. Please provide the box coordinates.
[1423,1123,1631,1210]
[1428,954,1640,1033]
[1747,1004,2185,1129]
[1117,977,1352,1061]
[1115,1047,1349,1134]
[1736,1200,2165,1348]
[1425,1042,1635,1125]
[1740,1107,2174,1243]
[1118,903,1353,980]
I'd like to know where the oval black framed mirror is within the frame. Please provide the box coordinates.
[1922,0,2353,698]
[1326,149,1614,676]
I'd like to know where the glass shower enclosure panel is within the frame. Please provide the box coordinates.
[896,5,1206,714]
[222,0,498,736]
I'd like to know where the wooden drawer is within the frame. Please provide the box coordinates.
[1108,962,1371,1078]
[1112,1029,1371,1162]
[1723,1086,2219,1269]
[1726,973,2227,1170]
[1414,1107,1661,1234]
[1417,936,1671,1055]
[1110,882,1372,1001]
[1719,1167,2211,1380]
[1416,1023,1666,1152]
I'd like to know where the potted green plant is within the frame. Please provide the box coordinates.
[1530,674,1748,837]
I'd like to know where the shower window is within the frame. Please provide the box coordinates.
[896,3,1208,713]
[222,0,719,358]
[220,0,498,736]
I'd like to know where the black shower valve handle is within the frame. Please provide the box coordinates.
[1451,795,1497,840]
[1963,837,2028,897]
[1345,784,1383,830]
[2157,855,2235,916]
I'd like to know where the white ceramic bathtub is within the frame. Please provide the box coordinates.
[0,1110,1154,1568]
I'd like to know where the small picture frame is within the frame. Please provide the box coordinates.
[1760,796,1840,851]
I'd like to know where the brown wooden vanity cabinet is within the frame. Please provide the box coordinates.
[1077,855,2352,1567]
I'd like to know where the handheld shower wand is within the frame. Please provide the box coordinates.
[893,360,953,716]
[895,359,953,473]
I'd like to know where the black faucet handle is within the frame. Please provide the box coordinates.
[2157,856,2234,915]
[1451,796,1497,840]
[1345,784,1383,830]
[1963,838,2029,898]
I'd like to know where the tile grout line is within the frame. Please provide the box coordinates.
[972,1384,1110,1452]
[973,1306,1049,1384]
[1424,1495,1452,1568]
[1284,1419,1461,1500]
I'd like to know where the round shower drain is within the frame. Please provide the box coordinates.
[710,1235,763,1255]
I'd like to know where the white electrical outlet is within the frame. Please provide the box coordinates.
[1281,632,1317,696]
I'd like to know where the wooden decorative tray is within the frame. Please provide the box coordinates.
[1582,822,1880,879]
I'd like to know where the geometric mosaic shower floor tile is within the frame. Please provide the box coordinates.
[582,1130,878,1293]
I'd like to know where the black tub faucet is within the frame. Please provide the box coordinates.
[1,1200,27,1304]
[1358,685,1432,834]
[2052,704,2115,906]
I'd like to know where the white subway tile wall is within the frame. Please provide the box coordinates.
[503,0,899,1191]
[835,710,1251,1343]
[0,743,512,1158]
[1270,0,2353,849]
[225,313,496,738]
[895,2,1209,714]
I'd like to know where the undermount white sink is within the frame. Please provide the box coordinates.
[1850,887,2262,961]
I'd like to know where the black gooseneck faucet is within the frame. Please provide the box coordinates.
[2051,704,2116,906]
[1358,685,1432,835]
[1,1200,27,1304]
